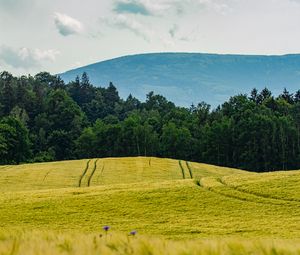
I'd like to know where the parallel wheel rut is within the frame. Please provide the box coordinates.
[87,159,99,187]
[78,159,91,187]
[179,160,185,179]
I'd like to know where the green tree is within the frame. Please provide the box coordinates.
[38,89,85,160]
[161,122,192,159]
[0,117,31,164]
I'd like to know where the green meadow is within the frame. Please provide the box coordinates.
[0,157,300,254]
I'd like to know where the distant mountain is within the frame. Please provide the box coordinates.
[60,53,300,107]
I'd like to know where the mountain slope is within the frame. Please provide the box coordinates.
[60,53,300,106]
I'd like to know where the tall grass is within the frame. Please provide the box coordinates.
[0,232,300,255]
[1,157,300,253]
[1,231,299,255]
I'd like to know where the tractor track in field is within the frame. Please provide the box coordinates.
[179,160,186,179]
[196,178,263,204]
[219,178,300,204]
[78,159,92,187]
[179,160,193,179]
[196,178,293,206]
[186,161,193,178]
[87,159,99,187]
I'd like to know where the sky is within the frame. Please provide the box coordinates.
[1,0,300,76]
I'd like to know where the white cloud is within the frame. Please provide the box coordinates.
[176,26,201,42]
[54,12,83,36]
[104,14,154,41]
[0,45,60,69]
[33,48,60,62]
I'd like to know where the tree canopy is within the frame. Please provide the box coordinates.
[0,71,299,172]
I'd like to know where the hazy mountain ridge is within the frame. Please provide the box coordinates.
[60,53,300,106]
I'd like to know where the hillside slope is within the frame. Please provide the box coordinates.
[0,157,245,192]
[0,157,299,240]
[60,53,300,106]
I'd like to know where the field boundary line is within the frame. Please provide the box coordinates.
[179,160,185,179]
[78,159,91,187]
[87,159,99,187]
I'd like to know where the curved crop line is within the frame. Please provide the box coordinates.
[219,178,300,203]
[179,160,185,179]
[87,159,99,187]
[78,159,91,187]
[196,178,263,204]
[186,161,193,178]
[216,178,291,206]
[196,178,286,206]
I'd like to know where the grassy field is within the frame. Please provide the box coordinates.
[0,160,86,192]
[0,157,299,254]
[1,231,300,255]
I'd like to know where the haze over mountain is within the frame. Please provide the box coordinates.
[60,53,300,107]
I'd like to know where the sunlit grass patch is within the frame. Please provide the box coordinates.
[0,157,300,249]
[0,159,87,192]
[222,170,300,201]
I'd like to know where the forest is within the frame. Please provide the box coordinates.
[0,71,299,172]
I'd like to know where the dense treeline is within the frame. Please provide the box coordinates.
[0,71,299,172]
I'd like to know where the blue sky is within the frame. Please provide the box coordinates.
[1,0,300,75]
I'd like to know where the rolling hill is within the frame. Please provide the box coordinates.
[0,157,299,238]
[0,157,300,254]
[60,53,300,107]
